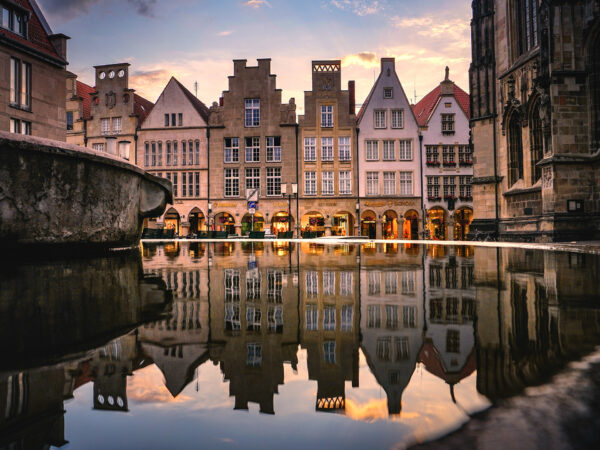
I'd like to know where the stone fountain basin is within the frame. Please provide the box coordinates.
[0,131,172,252]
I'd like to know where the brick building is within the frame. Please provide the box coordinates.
[208,59,297,236]
[1,0,68,140]
[298,61,358,237]
[470,0,600,241]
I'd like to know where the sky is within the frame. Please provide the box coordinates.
[37,0,472,114]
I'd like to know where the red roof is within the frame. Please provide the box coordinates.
[0,0,66,64]
[76,80,94,119]
[134,94,154,124]
[412,82,470,127]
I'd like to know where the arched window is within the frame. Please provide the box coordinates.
[590,29,600,152]
[530,101,543,183]
[508,113,524,186]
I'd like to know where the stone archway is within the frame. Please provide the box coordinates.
[382,210,398,239]
[188,207,205,234]
[332,211,355,236]
[454,208,473,241]
[426,207,447,240]
[271,211,294,235]
[242,212,265,235]
[214,212,235,235]
[301,212,325,237]
[164,207,180,236]
[361,210,377,239]
[403,210,419,240]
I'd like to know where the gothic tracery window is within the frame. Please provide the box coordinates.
[513,0,539,58]
[508,113,524,186]
[530,101,543,183]
[590,30,600,152]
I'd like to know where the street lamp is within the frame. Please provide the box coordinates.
[208,202,213,231]
[355,201,360,237]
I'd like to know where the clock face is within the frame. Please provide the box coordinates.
[118,69,125,78]
[108,70,115,79]
[99,71,106,80]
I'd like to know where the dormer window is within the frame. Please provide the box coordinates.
[1,5,27,38]
[383,87,393,99]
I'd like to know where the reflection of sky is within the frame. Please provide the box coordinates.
[63,350,490,449]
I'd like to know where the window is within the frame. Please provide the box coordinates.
[321,137,333,161]
[306,304,318,331]
[374,109,386,128]
[225,169,239,197]
[446,329,460,353]
[195,172,200,196]
[401,271,415,294]
[403,306,416,328]
[268,306,283,332]
[426,146,439,163]
[266,167,281,196]
[395,337,410,361]
[459,176,472,198]
[340,272,353,296]
[267,270,283,302]
[366,172,379,195]
[66,112,74,130]
[171,113,176,127]
[383,172,396,195]
[323,341,336,364]
[182,171,187,197]
[157,142,163,166]
[339,171,352,195]
[458,145,473,164]
[112,117,122,134]
[443,176,456,198]
[10,58,19,104]
[188,140,193,166]
[151,142,156,166]
[321,105,333,127]
[322,171,334,195]
[383,140,395,161]
[304,137,316,161]
[385,272,397,294]
[391,109,404,129]
[224,137,239,163]
[1,6,26,37]
[398,140,412,160]
[323,306,336,330]
[178,113,183,126]
[245,98,260,127]
[366,140,379,161]
[164,114,169,127]
[188,172,194,197]
[399,172,412,195]
[427,176,440,198]
[386,305,399,329]
[266,136,281,162]
[246,271,261,300]
[305,171,316,195]
[247,343,262,367]
[166,142,172,166]
[306,271,318,297]
[341,305,353,331]
[224,269,240,300]
[245,137,260,162]
[172,173,178,197]
[442,146,455,165]
[173,142,179,169]
[442,114,455,133]
[338,137,351,161]
[245,168,260,191]
[530,103,543,183]
[9,118,30,135]
[93,143,105,152]
[508,114,524,185]
[515,0,539,56]
[383,87,393,99]
[377,338,391,361]
[181,141,186,165]
[101,118,110,135]
[367,305,381,328]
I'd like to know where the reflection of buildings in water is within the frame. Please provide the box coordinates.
[300,246,361,413]
[209,243,299,414]
[422,246,476,395]
[359,259,424,415]
[474,249,600,400]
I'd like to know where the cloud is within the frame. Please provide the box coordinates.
[218,30,233,36]
[342,51,379,69]
[391,14,470,40]
[39,0,157,21]
[130,69,173,100]
[330,0,382,16]
[243,0,271,9]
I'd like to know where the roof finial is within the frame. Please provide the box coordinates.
[445,66,450,81]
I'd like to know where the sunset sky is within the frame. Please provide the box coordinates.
[38,0,471,113]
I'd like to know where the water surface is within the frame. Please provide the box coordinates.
[2,243,599,449]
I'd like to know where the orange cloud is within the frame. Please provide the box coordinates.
[127,365,192,404]
[243,0,271,8]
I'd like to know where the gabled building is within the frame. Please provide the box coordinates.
[1,0,69,140]
[79,63,153,161]
[357,58,422,240]
[414,69,473,240]
[65,73,93,146]
[208,59,297,237]
[298,61,358,237]
[470,0,600,241]
[138,77,210,236]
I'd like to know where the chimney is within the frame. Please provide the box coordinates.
[441,66,454,95]
[48,33,69,61]
[348,80,355,115]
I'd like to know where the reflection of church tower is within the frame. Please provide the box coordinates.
[91,335,138,412]
[299,246,361,414]
[208,243,299,414]
[422,246,476,398]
